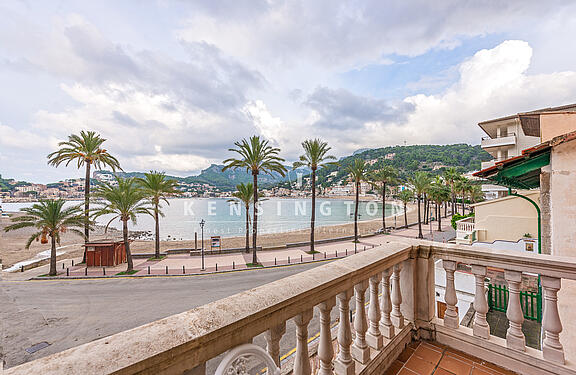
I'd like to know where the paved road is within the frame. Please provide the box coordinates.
[1,262,331,369]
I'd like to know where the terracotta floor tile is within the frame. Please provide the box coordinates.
[434,369,454,375]
[405,354,437,375]
[408,341,421,349]
[414,344,443,365]
[399,369,419,375]
[478,362,517,375]
[438,355,473,375]
[423,341,447,352]
[472,367,494,375]
[398,347,416,362]
[444,351,475,365]
[384,360,404,375]
[444,348,482,364]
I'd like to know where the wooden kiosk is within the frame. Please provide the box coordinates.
[85,240,127,267]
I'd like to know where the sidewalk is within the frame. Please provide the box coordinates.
[3,216,456,280]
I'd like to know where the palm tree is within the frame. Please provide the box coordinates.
[428,182,451,231]
[4,200,86,276]
[228,183,256,252]
[293,139,337,253]
[138,171,180,259]
[47,130,121,262]
[223,136,287,264]
[369,166,398,233]
[468,184,484,213]
[92,177,151,271]
[443,167,459,215]
[409,172,432,239]
[346,159,368,243]
[398,189,414,228]
[454,177,470,215]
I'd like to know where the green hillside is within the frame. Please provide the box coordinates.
[316,144,490,186]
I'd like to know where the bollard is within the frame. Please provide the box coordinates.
[324,252,326,259]
[85,267,87,276]
[364,245,366,251]
[103,267,106,276]
[66,267,69,277]
[215,263,218,271]
[288,256,290,264]
[349,310,353,322]
[72,260,74,266]
[183,265,185,274]
[63,263,65,269]
[301,254,303,262]
[148,266,150,275]
[21,265,24,272]
[166,266,168,274]
[345,249,348,256]
[336,250,338,257]
[274,257,277,265]
[233,261,235,269]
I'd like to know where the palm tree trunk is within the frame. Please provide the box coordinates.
[123,219,133,271]
[404,202,408,227]
[310,169,316,252]
[444,201,447,217]
[83,162,91,263]
[354,180,359,242]
[252,172,258,265]
[437,203,442,231]
[245,205,250,252]
[382,183,386,231]
[49,235,57,276]
[154,203,160,259]
[423,193,428,225]
[417,195,423,239]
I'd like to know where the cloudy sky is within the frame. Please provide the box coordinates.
[2,0,576,183]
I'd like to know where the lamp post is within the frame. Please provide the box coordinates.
[200,219,205,271]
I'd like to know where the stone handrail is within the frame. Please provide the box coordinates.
[5,241,416,375]
[6,240,576,375]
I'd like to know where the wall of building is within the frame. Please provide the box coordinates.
[540,113,576,143]
[473,190,540,243]
[550,141,576,257]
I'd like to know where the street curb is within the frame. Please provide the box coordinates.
[26,252,368,281]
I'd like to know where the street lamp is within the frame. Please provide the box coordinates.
[200,219,205,271]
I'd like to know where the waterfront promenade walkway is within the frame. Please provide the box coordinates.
[3,218,455,280]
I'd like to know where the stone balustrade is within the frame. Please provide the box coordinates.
[5,241,576,375]
[455,217,475,244]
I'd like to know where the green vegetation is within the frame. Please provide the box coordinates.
[148,255,166,261]
[3,199,86,276]
[246,262,264,268]
[92,177,151,272]
[223,135,287,265]
[47,130,121,262]
[293,139,338,252]
[346,158,368,243]
[116,269,139,275]
[369,166,399,232]
[138,171,180,259]
[228,182,256,253]
[451,213,475,230]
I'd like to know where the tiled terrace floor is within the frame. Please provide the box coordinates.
[384,341,517,375]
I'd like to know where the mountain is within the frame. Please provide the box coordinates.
[93,144,489,190]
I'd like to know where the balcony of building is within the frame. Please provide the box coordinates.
[455,217,476,245]
[5,241,576,375]
[481,134,517,150]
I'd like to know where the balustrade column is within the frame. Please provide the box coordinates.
[264,322,286,372]
[293,309,313,375]
[351,280,370,364]
[366,273,383,349]
[317,297,336,375]
[334,289,355,375]
[379,268,394,339]
[442,260,459,329]
[471,265,489,339]
[541,276,565,364]
[390,263,404,329]
[505,270,526,351]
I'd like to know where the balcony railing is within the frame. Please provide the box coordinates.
[5,241,576,375]
[481,133,517,149]
[456,216,475,244]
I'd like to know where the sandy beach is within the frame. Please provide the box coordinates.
[0,199,432,269]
